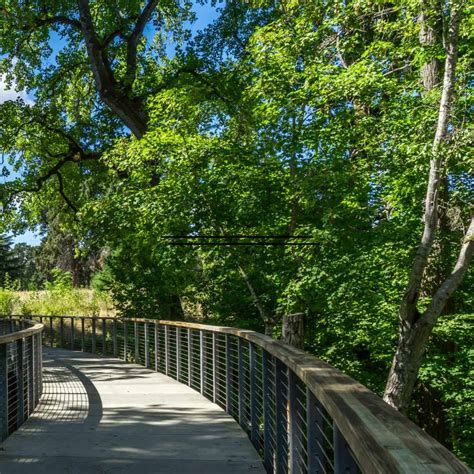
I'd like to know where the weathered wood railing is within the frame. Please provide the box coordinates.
[14,315,470,473]
[0,318,43,441]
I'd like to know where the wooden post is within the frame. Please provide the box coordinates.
[282,313,305,349]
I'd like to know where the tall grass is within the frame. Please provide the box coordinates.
[0,270,114,317]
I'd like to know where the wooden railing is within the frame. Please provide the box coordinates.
[16,315,471,473]
[0,318,43,441]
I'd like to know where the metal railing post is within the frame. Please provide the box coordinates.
[102,319,107,355]
[49,317,54,347]
[199,331,204,394]
[176,327,181,381]
[112,319,117,357]
[81,318,85,352]
[154,322,159,371]
[16,339,25,427]
[238,338,245,429]
[225,334,232,414]
[59,317,64,348]
[164,325,169,376]
[275,358,286,474]
[144,323,150,368]
[91,318,96,353]
[188,328,192,386]
[212,332,217,403]
[123,320,128,361]
[334,424,358,473]
[0,343,8,441]
[263,350,272,472]
[70,317,75,350]
[249,342,258,447]
[134,321,139,363]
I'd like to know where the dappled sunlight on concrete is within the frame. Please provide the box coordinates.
[0,349,264,473]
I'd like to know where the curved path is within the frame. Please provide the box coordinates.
[0,348,264,473]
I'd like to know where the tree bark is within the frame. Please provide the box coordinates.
[282,313,305,349]
[383,2,470,413]
[77,0,148,138]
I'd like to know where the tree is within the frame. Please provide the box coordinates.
[383,0,473,414]
[0,234,20,284]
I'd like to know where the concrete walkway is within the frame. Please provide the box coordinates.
[0,348,264,473]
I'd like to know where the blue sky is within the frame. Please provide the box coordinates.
[1,2,220,247]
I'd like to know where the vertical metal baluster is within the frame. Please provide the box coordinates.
[275,358,286,474]
[334,424,358,474]
[238,338,245,429]
[81,318,85,352]
[188,328,192,387]
[250,342,258,447]
[49,317,54,347]
[289,370,302,474]
[91,318,97,353]
[27,337,34,415]
[307,388,325,473]
[134,321,139,363]
[0,343,8,441]
[102,319,107,355]
[225,334,232,414]
[112,319,117,357]
[176,327,181,381]
[263,350,272,472]
[164,326,169,376]
[70,317,75,350]
[144,323,150,368]
[16,339,24,427]
[199,331,204,395]
[59,317,64,348]
[37,332,43,399]
[212,333,217,403]
[123,320,128,361]
[154,323,159,371]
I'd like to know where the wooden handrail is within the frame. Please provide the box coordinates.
[10,314,469,472]
[0,319,44,345]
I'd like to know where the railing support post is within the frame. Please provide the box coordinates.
[176,327,181,381]
[334,424,358,474]
[225,334,232,414]
[81,318,85,352]
[188,328,192,386]
[154,323,159,371]
[134,322,139,363]
[144,323,150,368]
[199,331,204,394]
[165,325,169,376]
[123,320,128,361]
[0,343,8,441]
[238,338,245,429]
[262,350,272,472]
[49,317,54,347]
[102,319,107,355]
[91,318,96,353]
[307,388,326,473]
[275,358,286,474]
[16,339,25,427]
[212,332,217,403]
[250,342,258,447]
[59,317,64,348]
[70,317,75,350]
[112,319,117,357]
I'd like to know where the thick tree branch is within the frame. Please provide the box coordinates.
[125,0,159,88]
[421,215,474,326]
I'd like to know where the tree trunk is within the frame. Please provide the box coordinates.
[282,313,305,349]
[383,3,469,412]
[77,0,148,138]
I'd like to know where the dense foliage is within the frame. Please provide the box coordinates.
[0,0,472,464]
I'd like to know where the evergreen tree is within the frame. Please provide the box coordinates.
[0,235,20,285]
